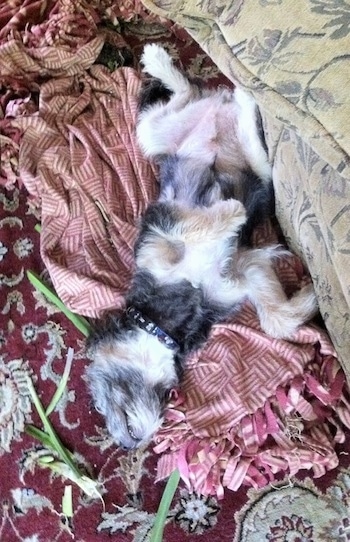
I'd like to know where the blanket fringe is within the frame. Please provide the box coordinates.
[154,353,350,498]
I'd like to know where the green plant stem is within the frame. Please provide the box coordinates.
[26,376,82,479]
[45,348,74,416]
[26,270,91,337]
[149,469,181,542]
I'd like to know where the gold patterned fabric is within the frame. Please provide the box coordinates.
[141,0,350,378]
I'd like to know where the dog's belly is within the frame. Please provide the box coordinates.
[157,98,247,168]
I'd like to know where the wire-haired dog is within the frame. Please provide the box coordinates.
[85,46,318,451]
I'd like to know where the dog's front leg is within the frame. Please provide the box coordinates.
[174,199,247,244]
[243,258,318,339]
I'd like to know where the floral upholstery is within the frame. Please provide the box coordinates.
[141,0,350,379]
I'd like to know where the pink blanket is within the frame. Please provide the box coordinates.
[155,307,350,496]
[17,65,158,315]
[3,0,350,498]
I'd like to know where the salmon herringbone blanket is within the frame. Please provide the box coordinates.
[17,65,157,316]
[4,4,350,497]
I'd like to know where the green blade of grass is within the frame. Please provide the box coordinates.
[149,469,180,542]
[45,348,74,417]
[26,270,91,337]
[25,424,55,448]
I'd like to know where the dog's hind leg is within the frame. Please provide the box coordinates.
[137,45,199,157]
[234,87,272,184]
[173,199,247,244]
[135,199,248,287]
[255,282,318,339]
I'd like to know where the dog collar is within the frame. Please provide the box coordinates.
[126,306,179,351]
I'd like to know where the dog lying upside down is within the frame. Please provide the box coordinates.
[85,45,318,451]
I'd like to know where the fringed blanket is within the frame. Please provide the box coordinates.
[2,0,350,500]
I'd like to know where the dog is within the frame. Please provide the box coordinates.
[136,43,274,245]
[85,45,318,451]
[86,199,317,450]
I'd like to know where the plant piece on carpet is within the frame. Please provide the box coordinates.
[26,270,91,337]
[25,348,103,503]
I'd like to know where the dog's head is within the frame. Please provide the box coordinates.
[86,315,179,450]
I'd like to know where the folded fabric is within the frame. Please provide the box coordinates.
[154,272,350,497]
[17,65,158,316]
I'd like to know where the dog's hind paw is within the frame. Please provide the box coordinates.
[258,283,318,340]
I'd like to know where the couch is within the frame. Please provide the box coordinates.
[141,0,350,379]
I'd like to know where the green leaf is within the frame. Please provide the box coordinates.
[149,469,180,542]
[25,424,55,448]
[45,347,74,416]
[26,270,91,337]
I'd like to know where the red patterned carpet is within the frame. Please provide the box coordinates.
[1,2,350,541]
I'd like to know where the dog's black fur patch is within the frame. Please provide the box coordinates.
[157,155,274,246]
[138,78,172,110]
[87,267,239,385]
[128,269,236,356]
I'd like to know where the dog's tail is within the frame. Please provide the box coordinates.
[140,43,191,94]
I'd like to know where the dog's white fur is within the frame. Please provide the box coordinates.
[137,43,271,184]
[136,199,317,340]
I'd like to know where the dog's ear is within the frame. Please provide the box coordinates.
[85,364,112,415]
[86,311,122,351]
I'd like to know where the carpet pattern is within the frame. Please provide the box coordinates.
[1,1,350,541]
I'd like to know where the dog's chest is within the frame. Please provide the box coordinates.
[139,237,231,298]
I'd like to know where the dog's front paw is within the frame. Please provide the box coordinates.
[259,283,318,340]
[210,199,247,229]
[141,43,173,77]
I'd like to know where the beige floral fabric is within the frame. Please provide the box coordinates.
[141,0,350,378]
